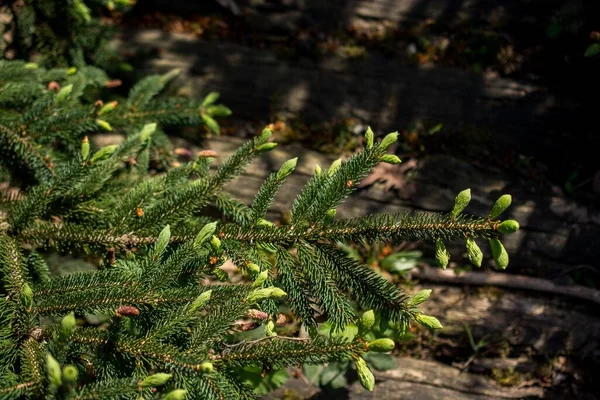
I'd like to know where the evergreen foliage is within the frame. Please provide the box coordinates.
[1,0,133,69]
[0,60,519,399]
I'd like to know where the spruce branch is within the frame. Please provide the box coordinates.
[0,122,55,184]
[216,336,366,368]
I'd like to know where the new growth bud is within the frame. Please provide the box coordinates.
[276,158,298,180]
[380,154,401,165]
[163,389,187,400]
[257,127,272,144]
[489,238,509,269]
[498,220,519,234]
[21,283,33,311]
[379,131,399,150]
[489,194,512,219]
[435,238,450,269]
[46,354,62,387]
[356,357,375,391]
[365,126,374,149]
[408,289,431,307]
[466,237,483,267]
[62,365,78,384]
[415,314,443,330]
[81,136,90,160]
[140,372,173,388]
[189,290,212,312]
[194,222,218,249]
[95,119,112,132]
[61,312,76,337]
[252,270,269,288]
[98,101,118,115]
[246,287,287,304]
[256,142,278,152]
[367,338,395,352]
[357,310,375,334]
[451,189,471,217]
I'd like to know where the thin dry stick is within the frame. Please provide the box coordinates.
[412,265,600,305]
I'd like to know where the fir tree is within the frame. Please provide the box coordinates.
[0,60,519,399]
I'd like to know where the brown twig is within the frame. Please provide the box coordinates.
[412,265,600,305]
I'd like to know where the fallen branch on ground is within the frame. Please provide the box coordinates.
[412,265,600,305]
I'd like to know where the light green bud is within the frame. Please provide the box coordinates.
[324,208,336,222]
[379,131,399,150]
[67,67,78,75]
[357,310,375,333]
[356,357,374,391]
[159,69,181,85]
[189,290,212,312]
[408,289,431,307]
[415,314,443,330]
[200,361,214,373]
[56,84,73,103]
[90,144,118,163]
[435,238,450,269]
[380,154,401,164]
[95,119,113,132]
[247,263,260,274]
[489,238,509,269]
[154,225,171,256]
[329,158,342,175]
[99,101,118,115]
[140,372,173,388]
[489,194,512,219]
[140,123,157,143]
[466,237,483,267]
[163,389,187,400]
[252,270,269,288]
[201,91,220,107]
[256,218,275,227]
[46,354,62,387]
[365,126,374,149]
[61,312,76,337]
[210,235,221,251]
[367,338,395,352]
[256,142,278,152]
[81,136,90,160]
[314,164,322,176]
[62,365,78,383]
[21,283,33,310]
[276,157,298,180]
[265,320,276,336]
[451,189,471,217]
[257,127,272,144]
[194,222,218,249]
[24,62,39,69]
[498,220,519,234]
[246,287,287,304]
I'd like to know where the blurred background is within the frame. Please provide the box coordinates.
[2,0,599,398]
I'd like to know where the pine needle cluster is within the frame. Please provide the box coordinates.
[0,60,518,399]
